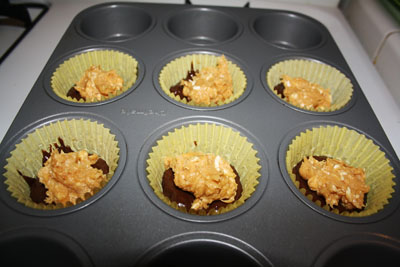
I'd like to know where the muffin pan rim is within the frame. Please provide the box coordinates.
[249,10,329,51]
[163,6,244,46]
[42,45,145,107]
[260,55,357,115]
[0,112,127,217]
[277,120,400,224]
[0,226,94,267]
[137,115,269,223]
[152,48,253,111]
[135,231,274,267]
[73,2,157,43]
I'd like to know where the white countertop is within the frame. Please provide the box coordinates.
[1,0,399,159]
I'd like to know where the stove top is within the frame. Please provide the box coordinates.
[0,1,48,64]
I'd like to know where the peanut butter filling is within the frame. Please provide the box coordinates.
[37,149,107,205]
[164,152,237,210]
[299,156,369,210]
[281,75,331,110]
[181,55,233,105]
[74,65,124,101]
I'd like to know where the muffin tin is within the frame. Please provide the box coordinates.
[0,2,399,266]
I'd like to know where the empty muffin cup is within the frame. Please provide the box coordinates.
[51,49,138,103]
[166,8,241,45]
[313,234,400,267]
[252,12,324,50]
[286,125,395,217]
[159,53,247,107]
[146,123,261,215]
[136,232,272,267]
[0,228,93,267]
[77,4,154,42]
[3,119,120,210]
[267,59,353,112]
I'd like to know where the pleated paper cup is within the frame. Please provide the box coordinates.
[267,59,353,112]
[159,54,247,107]
[3,119,120,210]
[286,125,395,217]
[51,49,138,103]
[146,123,261,215]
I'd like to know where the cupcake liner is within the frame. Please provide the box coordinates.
[51,49,138,103]
[286,125,395,216]
[3,119,120,210]
[159,54,247,107]
[267,59,353,112]
[146,123,261,215]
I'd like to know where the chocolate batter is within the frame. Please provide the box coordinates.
[18,171,47,204]
[273,82,285,98]
[169,63,198,102]
[67,87,85,101]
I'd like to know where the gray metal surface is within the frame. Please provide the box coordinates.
[0,2,399,267]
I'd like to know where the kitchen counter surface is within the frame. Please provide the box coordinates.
[1,0,399,160]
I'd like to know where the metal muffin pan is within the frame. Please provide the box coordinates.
[0,2,399,267]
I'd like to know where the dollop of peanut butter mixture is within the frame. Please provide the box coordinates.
[37,149,107,205]
[299,156,369,210]
[74,65,123,101]
[182,55,233,105]
[164,152,238,210]
[281,75,331,110]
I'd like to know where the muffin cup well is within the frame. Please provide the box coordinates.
[267,59,353,112]
[165,8,242,45]
[286,125,395,217]
[146,123,261,215]
[51,49,138,103]
[3,119,120,210]
[159,54,247,107]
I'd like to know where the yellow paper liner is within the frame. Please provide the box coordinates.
[3,119,120,210]
[286,125,395,217]
[159,54,247,107]
[267,59,353,112]
[51,49,138,103]
[146,123,261,215]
